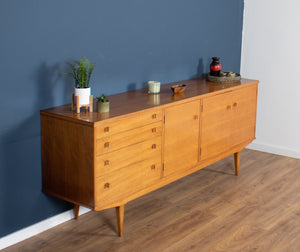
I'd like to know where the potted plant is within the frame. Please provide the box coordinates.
[97,94,110,113]
[63,57,96,105]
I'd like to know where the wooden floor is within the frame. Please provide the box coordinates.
[4,149,300,252]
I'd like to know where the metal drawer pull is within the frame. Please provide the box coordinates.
[104,183,110,189]
[151,164,156,170]
[152,144,157,149]
[104,160,110,166]
[194,115,199,120]
[104,142,110,148]
[104,127,110,133]
[233,102,238,107]
[152,128,157,133]
[152,114,157,119]
[226,105,231,110]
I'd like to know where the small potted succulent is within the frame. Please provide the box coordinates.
[63,57,96,105]
[97,94,110,113]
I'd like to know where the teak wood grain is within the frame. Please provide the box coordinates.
[95,121,162,155]
[95,156,161,205]
[164,100,200,176]
[201,85,257,161]
[41,78,256,124]
[94,108,163,137]
[40,77,259,236]
[41,115,95,208]
[95,136,162,178]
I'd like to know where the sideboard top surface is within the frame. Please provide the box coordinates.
[40,77,258,125]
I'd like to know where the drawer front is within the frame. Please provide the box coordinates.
[95,157,161,204]
[95,109,162,138]
[96,122,162,155]
[95,136,162,177]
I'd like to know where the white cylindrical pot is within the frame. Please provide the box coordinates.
[148,81,161,94]
[74,87,91,105]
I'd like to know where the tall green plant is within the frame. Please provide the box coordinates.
[63,57,96,88]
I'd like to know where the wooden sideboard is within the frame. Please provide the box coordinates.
[41,77,258,236]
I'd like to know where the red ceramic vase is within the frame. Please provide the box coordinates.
[210,57,221,76]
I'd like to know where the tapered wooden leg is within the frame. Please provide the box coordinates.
[89,95,93,112]
[76,96,80,113]
[72,94,75,111]
[116,205,125,237]
[234,152,240,176]
[74,204,80,220]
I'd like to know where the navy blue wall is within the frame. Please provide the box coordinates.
[0,0,244,237]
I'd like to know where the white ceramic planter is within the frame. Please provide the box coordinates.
[74,87,91,105]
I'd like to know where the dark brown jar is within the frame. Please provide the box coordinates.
[210,57,222,76]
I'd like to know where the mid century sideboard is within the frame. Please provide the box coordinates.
[41,77,258,236]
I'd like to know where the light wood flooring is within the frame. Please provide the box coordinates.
[3,149,300,252]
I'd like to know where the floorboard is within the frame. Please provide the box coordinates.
[3,149,300,252]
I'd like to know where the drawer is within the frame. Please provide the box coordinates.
[95,156,161,204]
[95,109,162,138]
[95,136,162,177]
[96,121,162,155]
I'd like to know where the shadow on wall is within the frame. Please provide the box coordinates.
[190,58,205,79]
[0,62,73,237]
[122,58,207,96]
[127,83,137,92]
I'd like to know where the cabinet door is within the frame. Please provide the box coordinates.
[164,100,200,176]
[201,85,257,160]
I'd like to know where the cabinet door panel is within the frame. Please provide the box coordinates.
[201,85,257,160]
[201,91,234,160]
[230,86,257,146]
[164,100,200,176]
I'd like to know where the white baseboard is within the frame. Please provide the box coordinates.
[247,141,300,159]
[0,207,91,250]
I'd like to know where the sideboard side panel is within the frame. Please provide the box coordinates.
[41,115,94,208]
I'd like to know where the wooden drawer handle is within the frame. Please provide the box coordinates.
[152,128,157,133]
[104,183,110,189]
[226,105,231,110]
[151,164,156,170]
[104,160,110,166]
[152,144,157,149]
[104,127,110,133]
[233,102,238,107]
[104,142,110,148]
[152,114,157,119]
